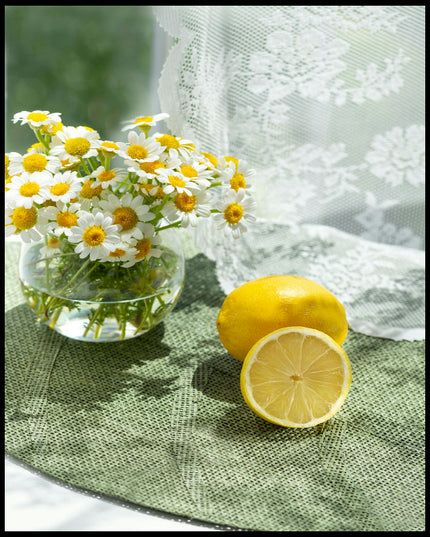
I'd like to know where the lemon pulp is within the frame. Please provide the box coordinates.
[240,326,352,428]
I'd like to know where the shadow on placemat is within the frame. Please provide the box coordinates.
[5,254,426,532]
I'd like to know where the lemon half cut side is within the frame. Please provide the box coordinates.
[240,326,352,428]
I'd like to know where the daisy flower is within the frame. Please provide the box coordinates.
[178,160,213,186]
[6,171,51,208]
[68,211,121,261]
[99,239,138,264]
[121,112,169,132]
[78,125,100,139]
[213,189,257,239]
[5,153,11,180]
[155,168,201,197]
[97,140,121,160]
[218,155,239,171]
[26,142,46,155]
[5,176,14,192]
[98,192,156,241]
[134,180,166,200]
[12,110,62,128]
[162,188,212,228]
[220,158,256,192]
[45,170,82,204]
[125,157,170,180]
[5,205,49,243]
[121,232,162,268]
[155,133,196,160]
[89,166,121,190]
[40,236,63,257]
[40,121,64,137]
[200,151,218,170]
[8,151,61,177]
[49,126,99,163]
[45,202,82,237]
[116,130,163,163]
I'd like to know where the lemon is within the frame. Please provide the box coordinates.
[240,326,352,428]
[216,275,348,361]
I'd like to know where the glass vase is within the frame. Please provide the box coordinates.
[18,229,185,342]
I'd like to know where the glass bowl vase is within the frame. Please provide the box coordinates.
[18,228,185,342]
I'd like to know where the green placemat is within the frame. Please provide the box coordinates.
[4,241,425,531]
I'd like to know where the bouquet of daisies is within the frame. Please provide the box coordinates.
[5,110,256,340]
[6,110,257,257]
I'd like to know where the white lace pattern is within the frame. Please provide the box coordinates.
[154,5,425,340]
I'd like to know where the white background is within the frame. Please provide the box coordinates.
[5,455,224,532]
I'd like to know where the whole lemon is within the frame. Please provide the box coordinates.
[216,275,348,361]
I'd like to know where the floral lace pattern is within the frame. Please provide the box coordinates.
[154,5,425,340]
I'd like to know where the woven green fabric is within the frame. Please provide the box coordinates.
[5,241,425,531]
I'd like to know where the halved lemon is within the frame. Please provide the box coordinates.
[240,326,352,428]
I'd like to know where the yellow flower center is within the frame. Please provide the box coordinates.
[97,170,116,183]
[19,181,40,197]
[12,206,37,230]
[27,112,49,123]
[135,116,153,125]
[60,158,75,169]
[168,175,186,188]
[82,225,106,247]
[109,248,126,258]
[201,152,218,167]
[224,202,244,224]
[138,182,165,199]
[27,142,44,153]
[64,137,91,157]
[224,156,239,169]
[112,207,138,231]
[230,173,246,191]
[51,122,63,135]
[80,180,103,198]
[23,154,48,173]
[57,211,78,228]
[43,199,57,207]
[40,122,63,135]
[48,237,62,248]
[139,160,165,174]
[175,192,196,213]
[180,165,198,178]
[135,238,151,260]
[50,183,71,197]
[157,134,180,150]
[127,144,148,160]
[99,141,119,153]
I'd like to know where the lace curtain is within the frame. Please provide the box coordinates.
[153,5,425,341]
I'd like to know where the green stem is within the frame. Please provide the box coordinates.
[44,258,95,314]
[49,306,63,329]
[156,221,181,232]
[83,304,105,337]
[34,128,51,152]
[57,257,92,292]
[114,172,134,194]
[80,158,91,175]
[120,303,128,339]
[151,194,171,215]
[207,181,223,189]
[103,155,111,170]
